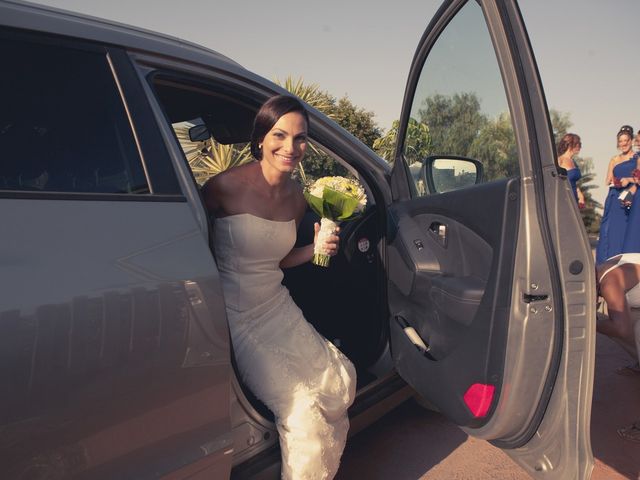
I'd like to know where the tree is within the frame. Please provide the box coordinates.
[417,92,487,157]
[575,156,602,234]
[174,122,252,185]
[549,109,572,144]
[373,118,432,194]
[330,96,381,148]
[468,112,518,180]
[274,76,335,118]
[373,118,431,164]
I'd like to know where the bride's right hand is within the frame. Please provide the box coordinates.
[313,222,340,257]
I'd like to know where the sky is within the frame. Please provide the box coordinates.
[30,0,640,206]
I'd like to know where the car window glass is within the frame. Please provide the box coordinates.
[151,78,352,187]
[402,1,518,196]
[0,37,149,194]
[172,117,252,186]
[173,118,352,187]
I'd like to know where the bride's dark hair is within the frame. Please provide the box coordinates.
[250,95,309,160]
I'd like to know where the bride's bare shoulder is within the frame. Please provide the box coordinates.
[287,179,307,221]
[202,163,256,212]
[204,163,254,191]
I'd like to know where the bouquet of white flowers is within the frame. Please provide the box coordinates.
[304,176,367,267]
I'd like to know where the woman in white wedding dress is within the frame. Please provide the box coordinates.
[202,95,356,479]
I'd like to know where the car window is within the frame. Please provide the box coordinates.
[151,77,353,187]
[402,0,518,196]
[172,117,252,186]
[0,36,149,194]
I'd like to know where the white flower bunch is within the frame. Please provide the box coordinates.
[306,176,367,218]
[304,176,368,267]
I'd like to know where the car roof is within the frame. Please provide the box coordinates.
[0,0,246,73]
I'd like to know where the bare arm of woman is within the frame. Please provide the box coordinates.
[577,187,585,208]
[201,173,228,216]
[605,156,616,185]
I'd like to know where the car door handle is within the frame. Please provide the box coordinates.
[395,316,435,360]
[428,222,447,247]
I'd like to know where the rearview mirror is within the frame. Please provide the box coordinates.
[188,124,211,142]
[423,156,483,194]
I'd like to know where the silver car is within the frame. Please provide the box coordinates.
[0,0,595,478]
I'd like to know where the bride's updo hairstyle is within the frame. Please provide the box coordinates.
[250,94,309,160]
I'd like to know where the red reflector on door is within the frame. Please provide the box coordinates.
[463,383,495,418]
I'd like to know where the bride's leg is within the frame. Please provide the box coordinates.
[276,386,350,480]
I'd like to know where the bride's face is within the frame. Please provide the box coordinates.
[260,111,308,174]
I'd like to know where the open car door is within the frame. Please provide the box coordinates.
[387,0,595,478]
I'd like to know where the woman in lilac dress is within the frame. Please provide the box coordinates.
[596,126,637,264]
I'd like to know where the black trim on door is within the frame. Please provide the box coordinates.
[107,49,183,195]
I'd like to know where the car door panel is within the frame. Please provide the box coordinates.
[388,179,518,426]
[389,0,594,477]
[0,28,233,479]
[0,200,232,479]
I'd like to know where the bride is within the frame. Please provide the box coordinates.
[202,95,356,479]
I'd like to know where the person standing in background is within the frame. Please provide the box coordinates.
[596,126,637,264]
[596,253,640,442]
[621,139,640,254]
[557,133,585,208]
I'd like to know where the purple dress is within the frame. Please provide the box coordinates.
[596,156,638,264]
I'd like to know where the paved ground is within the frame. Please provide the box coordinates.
[336,333,640,479]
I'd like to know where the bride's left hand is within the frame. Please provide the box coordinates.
[314,222,340,256]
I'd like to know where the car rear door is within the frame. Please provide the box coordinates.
[387,0,595,478]
[0,12,232,479]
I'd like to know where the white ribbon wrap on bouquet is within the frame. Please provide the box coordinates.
[313,218,339,267]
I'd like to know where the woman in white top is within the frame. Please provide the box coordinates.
[203,95,356,478]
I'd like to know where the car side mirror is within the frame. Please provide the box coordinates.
[422,155,484,194]
[188,124,211,142]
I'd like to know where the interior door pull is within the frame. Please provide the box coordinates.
[395,316,434,359]
[428,222,447,247]
[404,325,429,351]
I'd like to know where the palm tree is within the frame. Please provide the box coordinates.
[274,76,335,117]
[174,122,252,185]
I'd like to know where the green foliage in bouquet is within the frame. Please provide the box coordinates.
[304,188,363,222]
[303,176,367,267]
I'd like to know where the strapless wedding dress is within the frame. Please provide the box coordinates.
[214,213,356,479]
